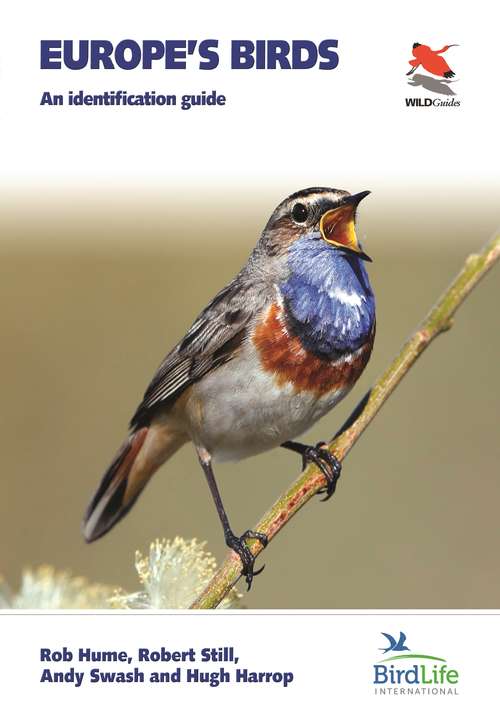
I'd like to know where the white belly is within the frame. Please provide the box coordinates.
[185,346,350,462]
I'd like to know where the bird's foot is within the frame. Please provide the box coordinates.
[225,530,268,590]
[302,442,342,501]
[281,440,342,500]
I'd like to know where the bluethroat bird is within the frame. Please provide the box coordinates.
[83,188,376,588]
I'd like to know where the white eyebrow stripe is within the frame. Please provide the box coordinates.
[290,192,345,207]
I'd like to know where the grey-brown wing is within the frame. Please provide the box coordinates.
[130,278,266,428]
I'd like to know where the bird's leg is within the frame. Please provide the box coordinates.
[406,65,419,76]
[281,440,341,501]
[197,448,267,590]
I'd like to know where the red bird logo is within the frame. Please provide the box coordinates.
[407,42,458,78]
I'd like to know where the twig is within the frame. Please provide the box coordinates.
[191,234,500,609]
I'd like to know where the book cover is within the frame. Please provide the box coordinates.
[0,1,498,715]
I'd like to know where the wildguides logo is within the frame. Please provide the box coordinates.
[373,631,460,696]
[404,42,460,107]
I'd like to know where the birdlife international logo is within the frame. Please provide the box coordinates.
[404,42,460,107]
[373,631,460,696]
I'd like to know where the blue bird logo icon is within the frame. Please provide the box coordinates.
[380,632,410,654]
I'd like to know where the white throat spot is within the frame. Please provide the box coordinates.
[326,288,366,307]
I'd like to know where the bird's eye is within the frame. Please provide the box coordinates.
[291,203,309,223]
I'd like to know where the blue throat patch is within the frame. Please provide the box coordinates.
[280,234,375,357]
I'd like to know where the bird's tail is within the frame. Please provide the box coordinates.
[82,423,185,542]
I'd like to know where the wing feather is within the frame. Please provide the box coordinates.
[130,278,267,428]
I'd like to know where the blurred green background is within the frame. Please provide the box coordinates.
[0,190,498,608]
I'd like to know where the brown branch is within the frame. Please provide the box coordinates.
[191,234,500,609]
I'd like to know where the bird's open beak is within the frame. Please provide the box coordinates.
[319,190,372,262]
